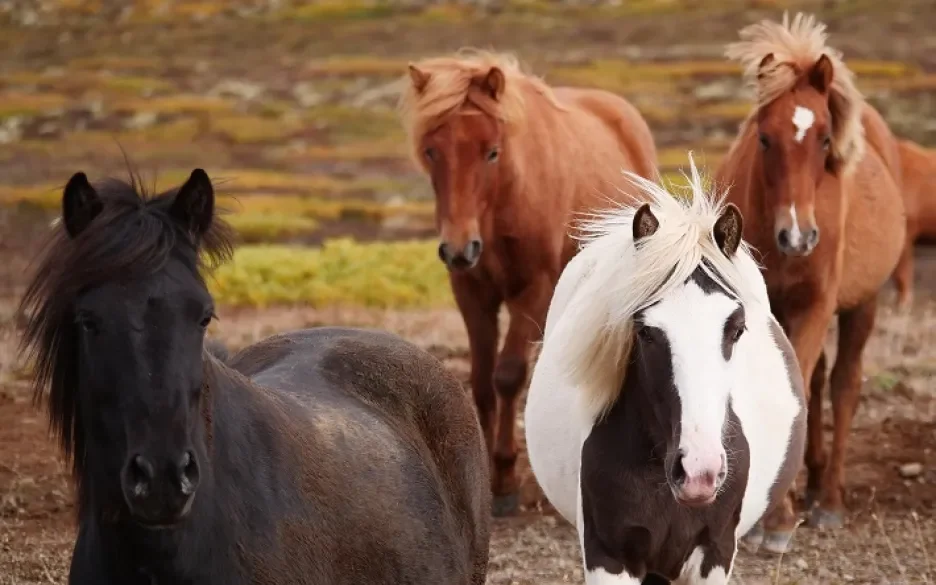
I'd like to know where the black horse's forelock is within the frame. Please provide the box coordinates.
[16,169,234,487]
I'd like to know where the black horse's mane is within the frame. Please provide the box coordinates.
[17,169,234,484]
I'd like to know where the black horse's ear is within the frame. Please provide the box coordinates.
[713,203,744,258]
[171,168,214,239]
[62,172,103,238]
[632,203,659,244]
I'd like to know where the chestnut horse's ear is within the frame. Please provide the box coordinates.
[62,171,103,239]
[713,203,744,258]
[757,53,775,81]
[482,66,506,101]
[171,168,215,240]
[808,54,834,94]
[408,64,430,93]
[632,203,659,244]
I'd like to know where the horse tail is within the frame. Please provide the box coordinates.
[205,338,230,363]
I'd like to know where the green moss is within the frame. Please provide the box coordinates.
[305,105,404,143]
[304,57,407,78]
[210,113,304,144]
[226,213,320,243]
[209,239,451,308]
[289,1,398,21]
[0,92,68,119]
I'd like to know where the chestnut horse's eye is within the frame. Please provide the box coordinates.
[424,147,437,162]
[821,134,832,151]
[486,147,500,162]
[758,133,770,151]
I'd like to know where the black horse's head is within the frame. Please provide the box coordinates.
[19,168,233,529]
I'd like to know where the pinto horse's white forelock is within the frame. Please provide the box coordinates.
[553,153,764,423]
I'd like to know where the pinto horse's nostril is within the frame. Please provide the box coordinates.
[671,450,687,484]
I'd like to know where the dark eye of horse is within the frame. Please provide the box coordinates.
[636,325,653,343]
[486,147,500,162]
[758,133,770,151]
[199,312,214,329]
[730,323,746,343]
[424,147,436,162]
[74,311,98,335]
[821,135,831,151]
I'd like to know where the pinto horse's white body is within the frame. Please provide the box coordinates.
[524,158,805,584]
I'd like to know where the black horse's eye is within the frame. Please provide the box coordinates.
[424,147,437,162]
[486,147,500,162]
[74,311,99,334]
[199,312,215,329]
[758,133,770,151]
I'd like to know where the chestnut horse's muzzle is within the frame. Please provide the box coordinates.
[438,239,483,270]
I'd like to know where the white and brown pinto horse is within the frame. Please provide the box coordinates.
[525,157,807,584]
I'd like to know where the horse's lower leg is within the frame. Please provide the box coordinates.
[805,350,828,507]
[891,234,915,310]
[811,299,876,529]
[451,274,501,466]
[491,279,553,516]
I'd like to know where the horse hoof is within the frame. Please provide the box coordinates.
[803,488,820,510]
[808,507,844,530]
[761,531,795,555]
[740,524,764,550]
[492,493,519,517]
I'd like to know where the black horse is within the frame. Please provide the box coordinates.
[18,168,491,584]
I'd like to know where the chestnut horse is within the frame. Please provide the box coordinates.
[715,13,905,552]
[18,168,491,584]
[891,138,936,309]
[398,50,658,515]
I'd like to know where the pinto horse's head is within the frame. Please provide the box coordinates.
[18,167,234,529]
[626,204,747,507]
[401,53,527,271]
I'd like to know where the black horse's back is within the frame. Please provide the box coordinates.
[227,326,491,584]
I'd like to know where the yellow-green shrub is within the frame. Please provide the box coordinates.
[208,239,451,309]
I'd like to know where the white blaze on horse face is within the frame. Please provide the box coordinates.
[641,278,739,486]
[787,204,803,248]
[792,106,815,143]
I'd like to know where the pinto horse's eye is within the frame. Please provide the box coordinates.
[758,133,770,151]
[486,147,500,162]
[730,324,746,343]
[636,324,653,343]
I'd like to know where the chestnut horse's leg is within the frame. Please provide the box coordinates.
[451,272,502,474]
[810,297,877,529]
[491,276,554,516]
[804,350,828,508]
[891,234,915,311]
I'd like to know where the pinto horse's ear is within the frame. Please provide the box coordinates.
[482,66,506,101]
[713,203,744,258]
[632,203,659,244]
[808,54,834,94]
[62,172,103,239]
[408,64,430,93]
[171,168,214,240]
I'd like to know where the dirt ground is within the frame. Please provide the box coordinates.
[1,2,936,584]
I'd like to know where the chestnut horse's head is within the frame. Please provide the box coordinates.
[755,54,833,256]
[400,52,528,271]
[726,12,866,258]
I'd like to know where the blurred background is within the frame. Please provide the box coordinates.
[0,1,933,584]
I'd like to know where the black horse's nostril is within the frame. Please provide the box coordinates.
[671,450,687,485]
[177,450,200,496]
[464,239,483,263]
[128,454,155,498]
[776,229,791,249]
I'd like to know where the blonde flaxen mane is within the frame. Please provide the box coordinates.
[550,154,764,422]
[397,49,563,169]
[726,12,866,174]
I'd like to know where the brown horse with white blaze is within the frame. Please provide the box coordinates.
[398,50,658,514]
[891,138,936,309]
[715,13,905,551]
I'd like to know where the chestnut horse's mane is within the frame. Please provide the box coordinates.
[725,12,866,175]
[397,49,566,166]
